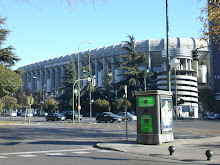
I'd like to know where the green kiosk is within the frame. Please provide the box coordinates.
[135,90,174,145]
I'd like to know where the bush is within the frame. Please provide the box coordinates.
[93,99,110,114]
[111,98,132,114]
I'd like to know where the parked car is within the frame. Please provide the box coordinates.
[63,111,83,120]
[205,113,220,120]
[4,111,17,117]
[21,111,33,117]
[96,112,121,123]
[117,112,137,121]
[45,113,66,121]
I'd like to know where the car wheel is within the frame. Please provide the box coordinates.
[97,119,100,123]
[118,121,121,123]
[105,120,107,123]
[110,119,113,123]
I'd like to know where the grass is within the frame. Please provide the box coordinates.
[0,121,22,124]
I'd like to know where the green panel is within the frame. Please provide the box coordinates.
[138,97,155,107]
[141,115,153,132]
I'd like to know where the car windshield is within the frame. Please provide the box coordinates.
[55,113,62,117]
[105,112,118,117]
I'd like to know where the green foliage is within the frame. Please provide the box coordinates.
[93,99,110,114]
[0,64,22,98]
[4,96,20,110]
[57,56,76,111]
[0,17,20,67]
[44,96,57,113]
[14,90,29,110]
[199,88,215,113]
[111,98,132,114]
[119,34,148,86]
[200,1,220,47]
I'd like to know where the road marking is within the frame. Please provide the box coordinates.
[98,150,115,153]
[87,123,92,127]
[128,125,134,130]
[18,155,37,158]
[108,124,110,129]
[117,125,121,129]
[47,153,66,156]
[0,156,8,158]
[96,124,100,128]
[77,124,82,127]
[73,151,91,154]
[0,148,96,156]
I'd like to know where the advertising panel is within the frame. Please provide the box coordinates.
[161,96,173,132]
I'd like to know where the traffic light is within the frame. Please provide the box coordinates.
[192,50,199,61]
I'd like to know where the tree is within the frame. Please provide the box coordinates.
[4,96,19,119]
[93,99,109,114]
[57,56,77,111]
[0,64,22,98]
[0,17,20,67]
[200,0,220,47]
[199,88,215,113]
[44,96,57,113]
[0,18,22,100]
[118,35,148,88]
[102,63,113,102]
[111,98,132,114]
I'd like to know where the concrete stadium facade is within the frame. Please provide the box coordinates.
[18,38,210,118]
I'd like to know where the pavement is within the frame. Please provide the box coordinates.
[95,136,220,165]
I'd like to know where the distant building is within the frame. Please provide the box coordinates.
[18,38,209,118]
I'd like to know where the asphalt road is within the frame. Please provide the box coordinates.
[0,116,219,165]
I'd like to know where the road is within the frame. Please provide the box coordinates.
[0,116,219,165]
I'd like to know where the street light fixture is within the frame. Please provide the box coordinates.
[33,76,43,115]
[77,41,93,122]
[169,58,180,120]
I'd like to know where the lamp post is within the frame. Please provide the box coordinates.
[166,0,171,91]
[77,41,93,122]
[33,76,43,116]
[169,58,180,120]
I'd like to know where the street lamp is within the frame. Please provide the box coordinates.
[169,58,180,120]
[77,41,93,122]
[166,0,171,91]
[33,76,43,115]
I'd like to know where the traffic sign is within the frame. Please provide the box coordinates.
[78,105,81,110]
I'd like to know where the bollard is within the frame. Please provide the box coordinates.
[168,146,175,155]
[205,150,213,161]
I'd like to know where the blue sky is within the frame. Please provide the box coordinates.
[0,0,207,70]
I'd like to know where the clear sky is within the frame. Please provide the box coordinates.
[0,0,207,70]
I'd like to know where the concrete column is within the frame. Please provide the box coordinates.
[103,57,107,75]
[111,56,116,82]
[31,71,34,92]
[50,67,55,93]
[95,58,98,86]
[55,66,61,88]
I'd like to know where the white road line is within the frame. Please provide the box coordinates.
[0,156,8,158]
[98,150,115,153]
[18,155,37,158]
[46,153,66,156]
[72,151,91,154]
[0,148,96,156]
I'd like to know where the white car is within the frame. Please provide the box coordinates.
[21,112,33,117]
[4,111,17,117]
[117,112,137,121]
[207,113,220,120]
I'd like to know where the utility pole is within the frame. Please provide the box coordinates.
[166,0,171,91]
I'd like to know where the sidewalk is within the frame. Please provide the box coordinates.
[95,136,220,164]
